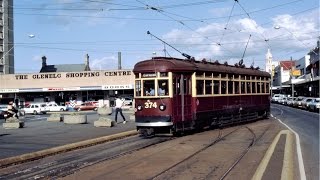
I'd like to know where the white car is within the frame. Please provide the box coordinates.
[46,103,67,112]
[23,103,48,115]
[309,98,320,112]
[123,97,133,106]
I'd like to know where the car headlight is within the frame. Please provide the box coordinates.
[137,105,143,111]
[159,104,166,111]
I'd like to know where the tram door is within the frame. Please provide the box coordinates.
[172,74,192,130]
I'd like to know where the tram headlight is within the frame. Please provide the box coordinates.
[159,104,166,111]
[137,105,143,111]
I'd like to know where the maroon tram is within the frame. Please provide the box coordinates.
[133,57,270,136]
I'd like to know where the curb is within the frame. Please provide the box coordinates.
[0,130,138,168]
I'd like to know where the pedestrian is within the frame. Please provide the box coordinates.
[115,96,126,124]
[7,101,19,119]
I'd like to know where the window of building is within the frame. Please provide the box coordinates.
[205,80,212,95]
[196,80,204,95]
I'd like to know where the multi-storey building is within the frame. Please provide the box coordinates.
[0,0,14,74]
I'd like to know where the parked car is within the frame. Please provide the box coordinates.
[301,97,315,110]
[22,103,48,115]
[272,94,286,103]
[74,102,98,111]
[308,98,320,112]
[278,97,287,105]
[0,109,5,119]
[0,104,25,117]
[293,96,305,108]
[123,97,133,106]
[46,103,67,112]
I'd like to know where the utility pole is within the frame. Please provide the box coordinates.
[291,56,294,97]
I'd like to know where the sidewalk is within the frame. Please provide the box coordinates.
[0,113,136,160]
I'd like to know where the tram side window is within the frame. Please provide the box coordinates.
[213,80,220,94]
[158,80,169,96]
[183,78,188,95]
[252,82,256,93]
[135,80,141,96]
[247,82,251,94]
[266,83,270,93]
[221,81,227,94]
[143,80,155,96]
[241,82,246,94]
[234,81,240,94]
[261,82,265,93]
[257,82,261,93]
[176,78,181,95]
[196,80,204,95]
[228,81,233,94]
[205,80,212,95]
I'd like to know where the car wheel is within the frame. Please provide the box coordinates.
[33,110,38,115]
[60,108,64,111]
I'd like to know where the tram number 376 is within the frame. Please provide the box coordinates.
[144,100,157,109]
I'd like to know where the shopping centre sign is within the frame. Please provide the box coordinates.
[14,70,132,80]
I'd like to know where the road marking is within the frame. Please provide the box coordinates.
[251,130,294,180]
[275,115,306,180]
[281,130,293,180]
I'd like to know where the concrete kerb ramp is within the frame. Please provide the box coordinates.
[0,130,138,168]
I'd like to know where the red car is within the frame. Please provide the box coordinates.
[74,102,98,111]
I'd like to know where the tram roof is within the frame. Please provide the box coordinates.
[133,57,270,77]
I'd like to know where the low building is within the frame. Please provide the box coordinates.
[0,54,134,107]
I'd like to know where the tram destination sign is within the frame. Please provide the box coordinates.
[14,71,132,80]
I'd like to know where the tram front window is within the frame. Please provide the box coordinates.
[143,80,155,96]
[158,80,169,96]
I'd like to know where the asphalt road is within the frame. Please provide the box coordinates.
[271,104,319,180]
[0,111,135,159]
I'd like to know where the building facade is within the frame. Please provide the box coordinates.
[271,40,320,97]
[0,0,14,74]
[0,69,135,106]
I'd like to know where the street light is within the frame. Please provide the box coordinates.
[1,34,36,74]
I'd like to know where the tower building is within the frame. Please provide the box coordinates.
[0,0,14,74]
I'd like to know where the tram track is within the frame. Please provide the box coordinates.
[148,127,240,180]
[148,122,272,180]
[0,135,175,180]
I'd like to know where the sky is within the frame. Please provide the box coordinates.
[12,0,319,73]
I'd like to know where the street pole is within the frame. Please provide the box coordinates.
[291,56,294,97]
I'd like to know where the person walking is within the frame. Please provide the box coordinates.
[114,96,126,124]
[7,101,19,119]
